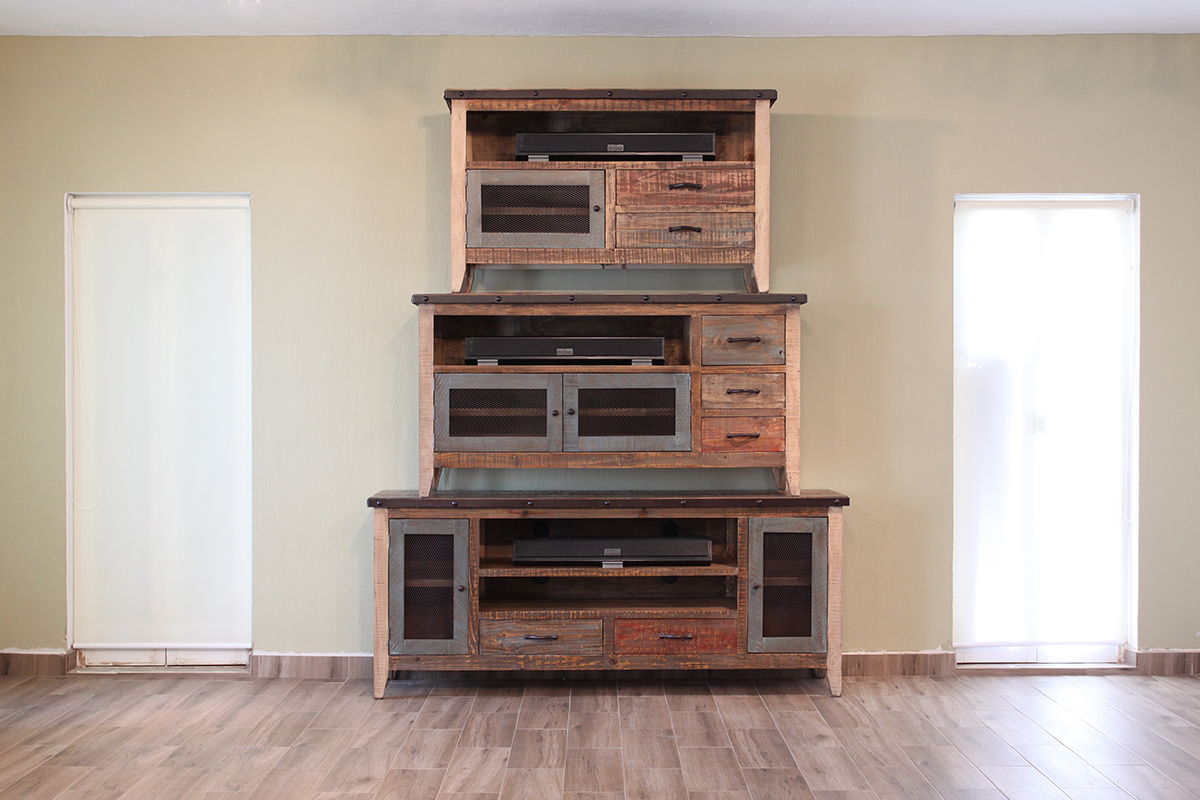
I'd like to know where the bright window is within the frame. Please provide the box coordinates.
[953,195,1139,664]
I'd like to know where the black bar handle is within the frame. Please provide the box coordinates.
[668,182,703,190]
[657,633,695,640]
[668,225,703,233]
[725,388,761,395]
[524,634,560,640]
[726,432,762,439]
[726,336,762,343]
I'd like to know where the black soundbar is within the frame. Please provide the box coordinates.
[465,336,665,364]
[516,132,716,161]
[513,537,712,566]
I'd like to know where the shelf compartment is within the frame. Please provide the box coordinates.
[478,559,738,578]
[434,315,689,367]
[479,597,738,619]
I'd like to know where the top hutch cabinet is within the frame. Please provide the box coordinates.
[445,89,776,292]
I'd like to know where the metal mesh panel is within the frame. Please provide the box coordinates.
[577,387,677,438]
[448,388,547,437]
[480,184,591,234]
[761,531,813,639]
[403,534,454,640]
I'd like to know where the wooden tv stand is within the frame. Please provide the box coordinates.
[368,490,848,698]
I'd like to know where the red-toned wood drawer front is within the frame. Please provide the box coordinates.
[701,416,786,452]
[616,168,754,207]
[613,618,738,654]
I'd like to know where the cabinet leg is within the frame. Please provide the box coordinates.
[827,670,843,697]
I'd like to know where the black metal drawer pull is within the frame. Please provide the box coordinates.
[657,633,695,640]
[668,225,703,233]
[523,634,560,640]
[725,388,761,395]
[726,336,761,343]
[668,182,703,190]
[726,432,761,439]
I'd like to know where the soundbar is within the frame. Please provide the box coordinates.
[513,537,712,568]
[465,336,665,365]
[516,132,716,161]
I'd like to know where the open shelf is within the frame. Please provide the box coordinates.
[478,597,738,619]
[434,365,692,374]
[466,160,757,170]
[478,559,738,578]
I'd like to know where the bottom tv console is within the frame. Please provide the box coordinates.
[367,490,850,698]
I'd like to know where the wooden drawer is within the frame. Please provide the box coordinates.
[480,619,603,655]
[613,618,738,654]
[701,373,785,410]
[615,168,754,207]
[701,315,785,365]
[615,213,753,248]
[701,416,785,453]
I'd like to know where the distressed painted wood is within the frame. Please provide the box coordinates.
[700,416,786,453]
[747,517,828,657]
[388,518,470,656]
[614,168,754,207]
[701,372,785,410]
[479,620,603,655]
[701,315,786,365]
[614,212,754,248]
[613,619,738,655]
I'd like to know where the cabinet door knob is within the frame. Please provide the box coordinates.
[567,408,576,416]
[551,409,560,416]
[752,583,761,590]
[456,585,466,592]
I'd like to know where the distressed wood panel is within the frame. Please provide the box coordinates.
[466,246,755,264]
[434,450,784,469]
[615,212,754,248]
[479,619,603,655]
[701,373,785,410]
[701,416,786,453]
[615,168,754,207]
[613,619,738,655]
[701,315,785,365]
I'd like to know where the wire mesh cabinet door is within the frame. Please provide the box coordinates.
[748,517,828,653]
[562,373,692,452]
[388,519,469,655]
[467,169,605,249]
[434,374,563,452]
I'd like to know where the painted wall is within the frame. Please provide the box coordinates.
[1,35,1197,654]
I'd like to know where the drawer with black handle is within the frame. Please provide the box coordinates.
[479,619,603,654]
[614,212,754,248]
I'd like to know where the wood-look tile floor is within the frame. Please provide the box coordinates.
[1,672,1199,799]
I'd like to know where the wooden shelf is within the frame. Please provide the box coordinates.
[479,559,738,578]
[478,597,738,619]
[434,365,691,374]
[466,160,757,170]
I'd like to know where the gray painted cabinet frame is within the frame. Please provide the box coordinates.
[388,518,469,655]
[748,516,828,653]
[563,373,692,452]
[466,169,606,249]
[434,373,563,452]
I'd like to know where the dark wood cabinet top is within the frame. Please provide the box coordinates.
[444,89,777,107]
[412,292,807,306]
[368,490,848,509]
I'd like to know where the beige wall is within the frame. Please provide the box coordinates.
[1,35,1197,654]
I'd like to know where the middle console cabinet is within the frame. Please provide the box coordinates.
[415,292,806,495]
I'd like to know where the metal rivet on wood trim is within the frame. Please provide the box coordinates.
[569,295,576,301]
[643,295,650,301]
[495,296,503,302]
[450,501,458,506]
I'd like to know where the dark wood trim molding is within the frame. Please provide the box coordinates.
[0,650,74,677]
[249,654,373,680]
[842,651,957,677]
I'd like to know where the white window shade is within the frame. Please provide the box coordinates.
[953,195,1138,663]
[69,194,252,649]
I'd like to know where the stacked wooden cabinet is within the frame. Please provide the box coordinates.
[370,90,849,698]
